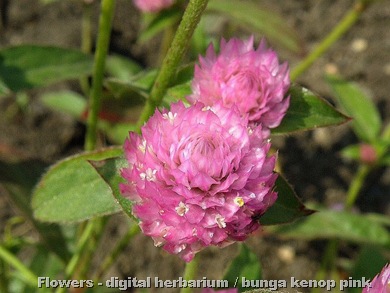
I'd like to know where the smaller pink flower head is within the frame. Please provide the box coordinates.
[120,101,278,262]
[188,36,290,134]
[133,0,175,13]
[363,264,390,293]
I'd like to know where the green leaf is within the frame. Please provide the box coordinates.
[0,45,93,92]
[340,144,361,162]
[272,85,350,135]
[382,153,390,166]
[206,0,303,54]
[0,77,11,96]
[162,83,192,107]
[98,121,137,145]
[40,91,87,119]
[105,55,142,81]
[139,8,182,43]
[0,160,71,262]
[174,63,195,84]
[273,209,390,248]
[260,175,314,225]
[90,157,134,220]
[326,75,382,143]
[223,244,262,292]
[105,78,148,103]
[32,147,123,224]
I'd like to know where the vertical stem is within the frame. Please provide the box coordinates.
[80,1,94,96]
[291,1,368,81]
[136,0,209,130]
[345,165,371,209]
[0,245,38,287]
[84,0,116,151]
[58,2,116,292]
[180,257,199,293]
[94,223,140,279]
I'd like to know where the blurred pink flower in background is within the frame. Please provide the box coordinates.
[133,0,175,13]
[362,264,390,293]
[188,36,290,136]
[120,101,278,262]
[201,288,238,293]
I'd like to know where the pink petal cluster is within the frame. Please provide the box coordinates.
[188,36,290,135]
[362,264,390,293]
[133,0,175,13]
[120,101,277,262]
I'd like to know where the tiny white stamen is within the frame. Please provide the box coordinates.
[175,244,187,253]
[175,202,189,216]
[215,214,226,228]
[140,168,157,181]
[249,192,256,199]
[234,197,245,207]
[162,111,177,124]
[138,139,147,153]
[247,127,254,135]
[154,240,164,247]
[202,106,212,111]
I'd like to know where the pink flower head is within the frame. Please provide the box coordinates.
[363,264,390,293]
[188,36,290,135]
[133,0,175,13]
[120,101,278,262]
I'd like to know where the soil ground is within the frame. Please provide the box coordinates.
[0,1,389,292]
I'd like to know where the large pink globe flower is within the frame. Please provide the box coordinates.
[363,264,390,293]
[120,101,278,262]
[188,36,290,135]
[133,0,175,13]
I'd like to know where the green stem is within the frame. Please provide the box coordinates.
[80,1,94,96]
[0,244,38,287]
[291,1,368,81]
[136,0,209,130]
[54,220,96,293]
[77,217,107,279]
[94,223,140,280]
[84,0,116,151]
[0,258,8,293]
[180,257,198,293]
[312,239,339,293]
[345,164,371,209]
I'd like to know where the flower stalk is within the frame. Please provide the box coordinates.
[290,0,369,81]
[136,0,209,130]
[180,256,199,293]
[84,0,116,151]
[79,0,94,96]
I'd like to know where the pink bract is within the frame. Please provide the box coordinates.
[133,0,175,13]
[120,101,278,262]
[188,36,290,135]
[362,264,390,293]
